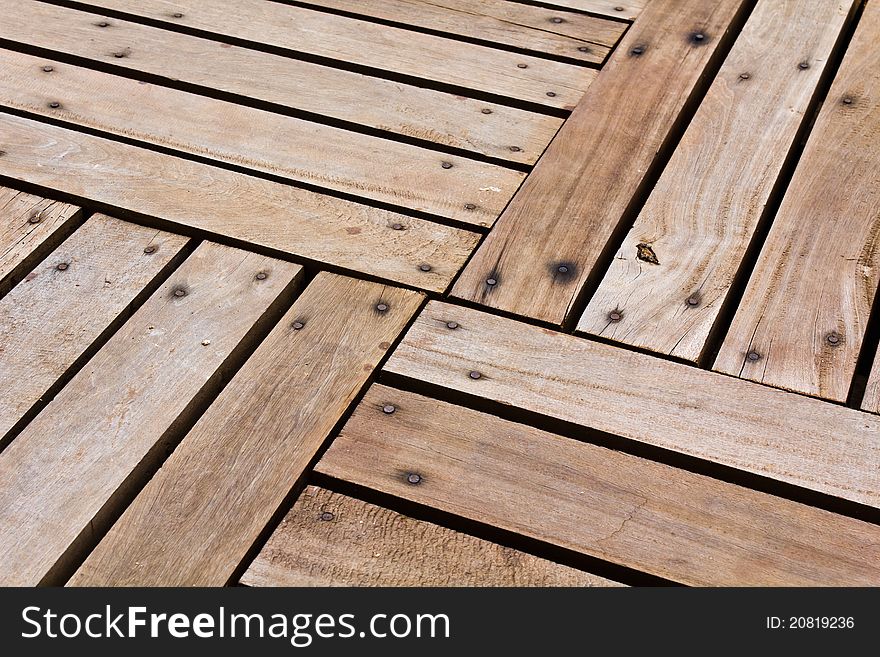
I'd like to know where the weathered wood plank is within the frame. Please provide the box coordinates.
[578,0,854,361]
[0,113,480,291]
[241,485,620,587]
[71,274,423,586]
[318,386,880,586]
[714,2,880,402]
[0,0,560,164]
[451,0,749,325]
[0,214,188,444]
[69,0,593,109]
[864,354,880,414]
[0,50,524,226]
[0,242,302,585]
[536,0,647,21]
[296,0,626,64]
[384,302,880,509]
[0,186,81,292]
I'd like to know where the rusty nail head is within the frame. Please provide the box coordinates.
[320,511,334,521]
[419,264,432,272]
[407,473,422,485]
[28,215,42,224]
[739,73,750,80]
[747,351,761,361]
[608,311,622,322]
[255,272,267,280]
[42,65,54,72]
[292,321,305,330]
[49,102,60,108]
[799,61,810,69]
[376,303,389,312]
[446,321,459,330]
[486,277,497,286]
[143,245,156,254]
[441,161,453,169]
[391,222,404,230]
[174,288,186,297]
[481,108,493,115]
[382,404,396,415]
[686,296,699,306]
[578,46,590,53]
[469,370,482,380]
[56,262,68,271]
[826,333,840,345]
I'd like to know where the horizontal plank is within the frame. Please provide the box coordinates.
[714,1,880,402]
[0,242,302,585]
[319,386,880,585]
[71,273,424,586]
[578,0,853,361]
[384,301,880,509]
[241,485,620,587]
[0,113,480,291]
[0,0,560,164]
[0,49,524,226]
[0,214,187,443]
[535,0,646,21]
[69,0,594,109]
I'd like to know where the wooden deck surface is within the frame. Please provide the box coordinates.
[0,0,878,587]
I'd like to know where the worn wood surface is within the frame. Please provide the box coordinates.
[385,302,880,509]
[0,50,524,225]
[535,0,647,21]
[451,0,748,325]
[0,242,302,585]
[0,214,187,444]
[73,0,594,109]
[0,113,480,291]
[0,0,561,164]
[318,386,880,586]
[241,485,620,587]
[578,0,853,361]
[71,273,423,586]
[864,355,880,414]
[714,2,880,402]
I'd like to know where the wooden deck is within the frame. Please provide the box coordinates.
[0,0,878,587]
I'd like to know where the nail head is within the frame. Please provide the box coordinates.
[826,333,841,345]
[469,370,482,380]
[517,63,528,69]
[739,72,750,80]
[419,264,432,272]
[42,65,54,73]
[686,296,699,306]
[173,288,186,298]
[799,61,810,69]
[143,245,156,254]
[255,272,268,280]
[441,161,453,169]
[608,311,622,322]
[28,215,42,224]
[56,262,68,271]
[292,321,305,330]
[747,351,761,361]
[376,303,389,312]
[486,277,497,286]
[481,108,493,114]
[48,102,60,109]
[407,473,422,485]
[578,46,590,53]
[446,321,459,330]
[320,511,334,521]
[382,404,396,415]
[391,222,404,230]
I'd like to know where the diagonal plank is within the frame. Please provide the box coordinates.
[318,386,880,586]
[0,113,480,291]
[66,0,593,109]
[0,214,187,445]
[0,49,524,226]
[578,0,855,361]
[865,354,880,414]
[452,0,749,325]
[536,0,647,22]
[714,2,880,402]
[0,0,560,164]
[241,485,620,587]
[384,302,880,509]
[0,241,302,585]
[71,273,424,586]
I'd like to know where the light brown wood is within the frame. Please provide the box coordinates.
[0,186,81,290]
[452,0,749,325]
[298,0,626,64]
[0,214,188,443]
[0,113,480,291]
[536,0,647,21]
[714,2,880,402]
[0,0,561,164]
[578,0,854,361]
[73,0,594,109]
[71,273,424,586]
[864,355,880,414]
[0,50,524,226]
[384,301,880,509]
[318,386,880,586]
[241,485,620,587]
[0,242,302,585]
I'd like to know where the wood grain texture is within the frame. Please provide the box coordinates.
[864,354,880,413]
[71,273,424,586]
[0,242,302,585]
[714,2,880,402]
[451,0,749,325]
[0,214,187,443]
[0,50,524,226]
[0,186,81,291]
[296,0,626,64]
[0,113,480,291]
[0,0,560,164]
[385,302,880,509]
[318,386,880,586]
[578,0,853,360]
[535,0,646,21]
[73,0,594,109]
[241,486,620,587]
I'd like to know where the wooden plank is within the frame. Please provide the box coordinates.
[71,273,424,586]
[578,0,854,361]
[536,0,647,22]
[0,242,303,585]
[317,386,880,586]
[714,2,880,402]
[864,354,880,414]
[384,301,880,509]
[0,186,81,291]
[0,113,480,292]
[0,0,560,164]
[68,0,594,109]
[0,50,524,226]
[451,0,749,325]
[296,0,626,64]
[0,214,188,444]
[241,485,620,587]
